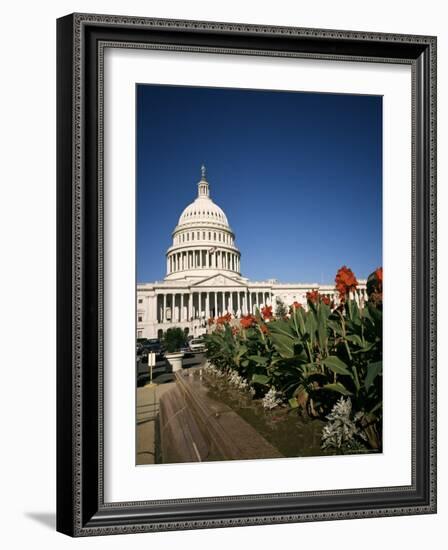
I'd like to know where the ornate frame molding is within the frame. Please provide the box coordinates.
[57,13,437,536]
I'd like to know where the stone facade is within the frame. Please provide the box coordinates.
[137,167,367,339]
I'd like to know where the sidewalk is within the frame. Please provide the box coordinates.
[136,381,176,465]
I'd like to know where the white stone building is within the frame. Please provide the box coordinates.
[137,167,367,339]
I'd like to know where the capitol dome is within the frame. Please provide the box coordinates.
[165,166,242,280]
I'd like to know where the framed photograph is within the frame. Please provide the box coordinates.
[57,13,437,536]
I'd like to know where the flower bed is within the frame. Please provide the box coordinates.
[204,266,383,454]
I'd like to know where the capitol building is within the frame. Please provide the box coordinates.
[137,167,367,339]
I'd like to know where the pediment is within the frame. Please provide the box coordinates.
[191,274,247,288]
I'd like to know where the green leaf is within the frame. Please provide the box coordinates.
[291,306,306,337]
[252,373,270,385]
[327,319,344,335]
[322,356,352,376]
[364,361,382,390]
[345,334,363,346]
[269,332,295,358]
[322,383,353,396]
[317,303,329,351]
[247,355,269,365]
[305,311,317,345]
[288,397,299,409]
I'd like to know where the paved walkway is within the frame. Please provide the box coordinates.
[136,382,175,465]
[136,353,207,465]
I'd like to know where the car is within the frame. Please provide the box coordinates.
[189,338,206,352]
[141,338,164,353]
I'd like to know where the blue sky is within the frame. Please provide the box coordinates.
[136,84,382,284]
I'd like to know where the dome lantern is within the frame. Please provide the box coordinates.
[198,164,210,198]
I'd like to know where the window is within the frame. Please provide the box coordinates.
[137,330,142,338]
[138,316,143,322]
[138,298,143,304]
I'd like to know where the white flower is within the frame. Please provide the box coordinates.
[321,397,366,451]
[262,387,281,410]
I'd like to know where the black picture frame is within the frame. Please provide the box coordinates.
[57,13,437,537]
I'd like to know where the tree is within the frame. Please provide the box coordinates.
[163,327,186,353]
[275,297,288,319]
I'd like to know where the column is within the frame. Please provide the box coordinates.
[237,292,241,316]
[247,291,252,315]
[162,294,166,323]
[205,292,210,319]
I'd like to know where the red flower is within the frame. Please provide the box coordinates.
[208,317,215,326]
[306,290,320,304]
[216,312,232,325]
[291,301,302,310]
[335,266,358,301]
[321,295,331,306]
[231,326,239,336]
[240,314,256,329]
[261,305,273,320]
[260,323,269,335]
[375,267,383,291]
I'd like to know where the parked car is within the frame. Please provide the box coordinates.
[141,338,164,353]
[189,338,206,352]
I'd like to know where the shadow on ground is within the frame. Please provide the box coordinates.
[25,512,56,530]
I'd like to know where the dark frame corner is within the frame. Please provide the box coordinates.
[57,13,437,537]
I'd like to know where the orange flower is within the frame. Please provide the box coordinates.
[240,314,256,329]
[335,266,358,301]
[321,295,331,306]
[216,312,232,325]
[291,301,302,309]
[375,267,383,290]
[231,326,239,336]
[208,317,215,326]
[261,305,273,321]
[260,323,269,334]
[306,290,320,304]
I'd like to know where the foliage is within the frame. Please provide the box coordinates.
[204,266,383,452]
[367,267,383,308]
[275,297,288,319]
[163,327,186,353]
